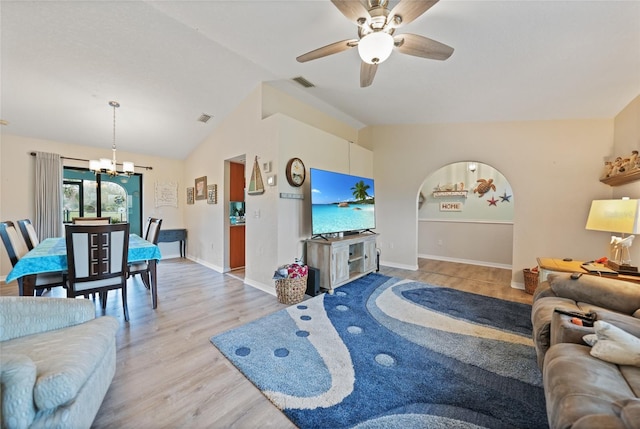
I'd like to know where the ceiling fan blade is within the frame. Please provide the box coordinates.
[360,62,378,88]
[297,39,358,63]
[387,0,439,28]
[331,0,371,26]
[394,33,454,60]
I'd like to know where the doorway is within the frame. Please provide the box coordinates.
[227,156,246,270]
[417,161,514,268]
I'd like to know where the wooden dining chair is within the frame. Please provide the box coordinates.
[65,223,131,321]
[72,217,111,225]
[128,217,162,289]
[0,220,66,295]
[17,219,39,250]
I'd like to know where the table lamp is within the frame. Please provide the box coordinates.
[585,199,640,272]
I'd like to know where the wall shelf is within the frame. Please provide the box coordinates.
[600,169,640,186]
[432,190,468,198]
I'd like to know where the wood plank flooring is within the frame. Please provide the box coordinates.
[1,258,533,428]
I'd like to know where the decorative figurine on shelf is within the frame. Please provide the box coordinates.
[602,151,640,179]
[627,150,639,171]
[473,178,496,197]
[601,161,614,179]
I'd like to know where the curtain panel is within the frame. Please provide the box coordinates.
[35,152,62,239]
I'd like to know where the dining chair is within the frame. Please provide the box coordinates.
[128,217,162,289]
[72,216,111,225]
[0,220,66,295]
[65,223,131,321]
[17,219,39,250]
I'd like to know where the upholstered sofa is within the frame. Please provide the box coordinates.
[531,273,640,429]
[0,297,119,429]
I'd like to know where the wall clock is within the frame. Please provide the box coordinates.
[285,157,306,187]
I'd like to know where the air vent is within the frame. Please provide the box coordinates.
[292,76,315,88]
[197,113,212,123]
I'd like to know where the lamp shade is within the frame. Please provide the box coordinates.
[585,199,640,234]
[89,159,101,172]
[122,161,135,174]
[358,32,394,64]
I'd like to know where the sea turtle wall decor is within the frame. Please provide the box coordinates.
[473,178,496,197]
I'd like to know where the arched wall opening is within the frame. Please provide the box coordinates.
[417,161,514,269]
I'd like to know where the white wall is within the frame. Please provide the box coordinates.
[4,89,636,291]
[181,85,371,292]
[361,119,616,285]
[417,161,514,267]
[611,94,640,265]
[0,135,185,278]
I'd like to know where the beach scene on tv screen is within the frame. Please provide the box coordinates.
[311,169,375,234]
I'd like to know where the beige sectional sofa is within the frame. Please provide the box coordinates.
[531,273,640,429]
[0,297,119,429]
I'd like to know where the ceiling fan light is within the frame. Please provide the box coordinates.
[358,32,394,64]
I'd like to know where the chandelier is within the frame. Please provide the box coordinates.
[90,101,134,176]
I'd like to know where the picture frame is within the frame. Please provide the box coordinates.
[207,184,217,204]
[186,187,195,205]
[195,176,207,200]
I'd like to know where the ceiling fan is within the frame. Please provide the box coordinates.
[297,0,454,87]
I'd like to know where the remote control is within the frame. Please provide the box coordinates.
[554,308,597,322]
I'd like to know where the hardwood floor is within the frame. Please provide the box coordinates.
[1,258,532,428]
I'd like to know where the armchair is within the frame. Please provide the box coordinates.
[0,296,118,429]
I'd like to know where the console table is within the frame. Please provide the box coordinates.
[158,228,187,258]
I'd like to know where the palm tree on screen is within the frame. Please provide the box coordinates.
[351,181,371,202]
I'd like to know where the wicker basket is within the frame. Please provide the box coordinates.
[275,274,308,305]
[523,268,539,295]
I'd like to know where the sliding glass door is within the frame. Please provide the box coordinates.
[62,167,143,235]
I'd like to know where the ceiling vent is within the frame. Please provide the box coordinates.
[197,113,212,123]
[292,76,315,88]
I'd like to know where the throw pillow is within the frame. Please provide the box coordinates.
[582,333,597,346]
[585,321,640,366]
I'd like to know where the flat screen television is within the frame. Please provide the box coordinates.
[310,168,375,236]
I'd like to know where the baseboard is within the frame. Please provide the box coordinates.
[243,278,276,296]
[510,282,525,291]
[418,253,512,270]
[188,257,224,274]
[379,260,419,271]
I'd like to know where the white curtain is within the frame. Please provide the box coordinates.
[35,152,62,239]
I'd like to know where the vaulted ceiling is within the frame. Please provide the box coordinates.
[1,1,639,159]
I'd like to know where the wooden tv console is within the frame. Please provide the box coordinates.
[306,233,378,293]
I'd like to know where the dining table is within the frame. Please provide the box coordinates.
[6,234,162,308]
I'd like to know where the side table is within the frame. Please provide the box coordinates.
[537,257,640,284]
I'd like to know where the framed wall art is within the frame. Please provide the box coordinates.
[195,176,207,200]
[155,181,178,207]
[186,187,195,205]
[207,184,218,204]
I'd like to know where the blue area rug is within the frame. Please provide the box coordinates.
[211,273,547,429]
